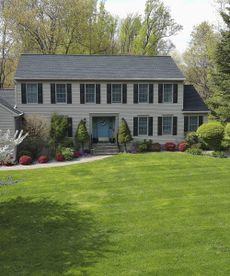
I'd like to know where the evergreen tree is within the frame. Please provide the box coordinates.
[75,120,89,150]
[208,6,230,122]
[49,113,68,152]
[118,118,132,152]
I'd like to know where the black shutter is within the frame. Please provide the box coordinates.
[199,116,203,126]
[149,84,154,103]
[107,84,111,104]
[38,83,43,104]
[173,117,178,136]
[158,84,163,103]
[50,83,56,104]
[184,116,189,132]
[122,84,127,104]
[80,84,85,104]
[148,117,153,136]
[67,84,72,104]
[173,84,178,103]
[96,84,101,104]
[67,117,73,137]
[21,83,27,104]
[133,84,138,103]
[133,117,138,136]
[158,117,162,136]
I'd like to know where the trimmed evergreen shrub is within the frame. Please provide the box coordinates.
[75,120,89,150]
[118,118,133,152]
[212,151,227,158]
[197,121,225,150]
[19,155,32,165]
[186,148,203,155]
[49,113,68,152]
[185,132,199,146]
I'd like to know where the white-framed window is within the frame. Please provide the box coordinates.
[85,84,96,103]
[56,84,67,103]
[112,84,122,103]
[163,84,173,103]
[26,83,38,104]
[188,116,199,132]
[163,116,173,135]
[138,84,149,103]
[138,117,148,135]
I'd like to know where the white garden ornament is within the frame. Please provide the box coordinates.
[0,130,28,163]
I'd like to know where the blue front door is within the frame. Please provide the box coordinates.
[93,117,115,139]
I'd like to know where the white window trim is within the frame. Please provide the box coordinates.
[188,115,199,132]
[138,116,149,136]
[55,83,67,104]
[26,83,38,104]
[111,83,122,104]
[85,84,96,104]
[162,115,173,136]
[163,84,173,104]
[138,84,149,104]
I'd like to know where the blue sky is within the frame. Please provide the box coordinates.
[105,0,220,53]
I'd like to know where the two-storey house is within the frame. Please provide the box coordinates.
[0,54,209,147]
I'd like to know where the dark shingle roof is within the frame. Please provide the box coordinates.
[0,89,23,116]
[15,54,185,81]
[183,85,209,112]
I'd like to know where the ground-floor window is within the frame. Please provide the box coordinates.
[184,115,203,132]
[162,116,173,135]
[138,117,148,135]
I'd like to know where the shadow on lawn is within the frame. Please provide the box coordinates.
[0,197,113,275]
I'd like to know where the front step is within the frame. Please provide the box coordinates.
[92,143,119,155]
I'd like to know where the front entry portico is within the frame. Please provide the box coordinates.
[92,116,116,143]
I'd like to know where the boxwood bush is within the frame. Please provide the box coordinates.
[197,121,224,150]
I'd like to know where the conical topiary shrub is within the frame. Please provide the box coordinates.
[75,120,89,150]
[118,118,132,152]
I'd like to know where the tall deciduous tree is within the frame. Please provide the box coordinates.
[183,22,219,100]
[208,5,230,122]
[132,0,182,55]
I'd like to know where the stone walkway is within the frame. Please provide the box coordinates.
[0,155,111,171]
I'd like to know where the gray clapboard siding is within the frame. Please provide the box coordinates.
[0,105,15,133]
[16,81,208,143]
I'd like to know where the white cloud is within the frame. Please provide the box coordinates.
[105,0,220,53]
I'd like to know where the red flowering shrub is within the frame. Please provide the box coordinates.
[164,142,176,152]
[37,155,49,164]
[74,151,81,158]
[55,154,65,162]
[151,143,161,152]
[19,155,32,165]
[178,142,188,152]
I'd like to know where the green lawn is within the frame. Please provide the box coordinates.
[0,153,230,275]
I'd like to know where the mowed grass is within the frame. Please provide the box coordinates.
[0,153,230,275]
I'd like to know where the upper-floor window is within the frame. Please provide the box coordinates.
[112,84,122,103]
[138,84,148,103]
[158,84,178,104]
[27,83,38,103]
[85,84,96,103]
[163,84,173,103]
[56,84,67,103]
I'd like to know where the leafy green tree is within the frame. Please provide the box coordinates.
[118,118,132,152]
[133,0,182,55]
[119,14,141,54]
[183,22,219,100]
[75,120,89,150]
[49,113,68,153]
[208,5,230,122]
